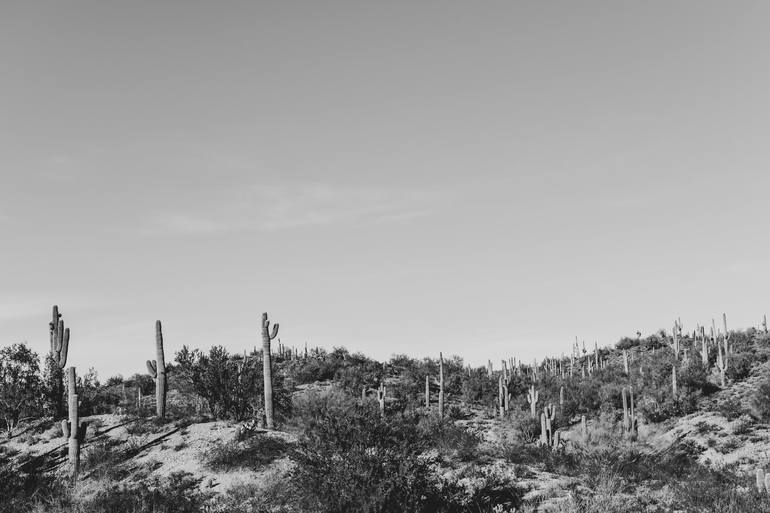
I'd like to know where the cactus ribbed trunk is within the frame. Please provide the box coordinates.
[62,366,85,482]
[672,364,678,395]
[155,321,166,418]
[438,352,444,419]
[145,321,167,418]
[262,312,279,430]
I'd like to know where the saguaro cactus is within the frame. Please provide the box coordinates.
[438,352,445,419]
[145,321,167,418]
[48,306,70,418]
[498,376,505,418]
[61,367,87,481]
[756,468,766,494]
[621,386,638,440]
[672,364,678,395]
[527,385,539,418]
[377,383,386,418]
[581,414,588,443]
[717,335,728,387]
[670,321,680,360]
[540,404,558,449]
[261,313,279,430]
[425,375,430,409]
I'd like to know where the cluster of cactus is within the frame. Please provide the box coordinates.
[48,306,71,418]
[539,403,559,449]
[621,386,637,440]
[145,320,167,418]
[62,366,87,481]
[262,312,279,430]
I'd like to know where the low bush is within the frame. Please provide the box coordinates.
[202,434,290,471]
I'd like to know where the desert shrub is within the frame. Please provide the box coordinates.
[203,434,290,471]
[0,343,43,437]
[213,470,295,513]
[718,398,747,421]
[615,337,640,351]
[81,471,212,513]
[501,440,580,476]
[174,345,291,422]
[417,414,481,461]
[429,466,525,513]
[0,455,69,513]
[750,378,770,420]
[461,368,498,407]
[726,352,754,382]
[80,439,126,480]
[673,466,770,513]
[289,391,435,513]
[508,413,542,444]
[732,414,754,435]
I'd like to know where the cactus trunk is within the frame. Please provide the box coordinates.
[155,321,167,418]
[48,306,70,419]
[63,367,86,482]
[438,352,444,419]
[262,312,279,430]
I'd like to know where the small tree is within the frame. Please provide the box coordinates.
[0,343,43,437]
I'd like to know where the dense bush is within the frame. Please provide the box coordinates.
[0,343,43,437]
[288,390,435,513]
[174,345,291,422]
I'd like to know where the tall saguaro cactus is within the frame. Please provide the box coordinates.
[61,367,86,481]
[262,312,279,430]
[145,321,167,418]
[425,375,430,409]
[48,306,70,418]
[438,352,445,419]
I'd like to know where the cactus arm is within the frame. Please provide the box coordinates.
[270,323,279,340]
[146,360,157,378]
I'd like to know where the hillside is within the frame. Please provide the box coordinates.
[3,319,770,512]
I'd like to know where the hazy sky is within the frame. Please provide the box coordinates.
[2,1,769,378]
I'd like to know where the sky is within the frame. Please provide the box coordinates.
[2,1,770,379]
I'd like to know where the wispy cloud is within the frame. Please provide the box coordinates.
[147,184,445,235]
